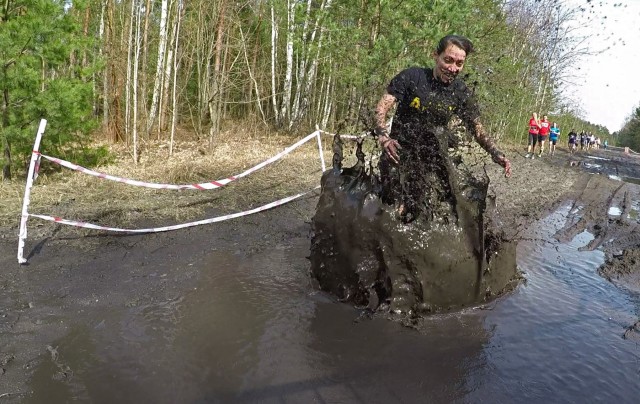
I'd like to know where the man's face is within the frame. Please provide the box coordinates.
[433,44,466,84]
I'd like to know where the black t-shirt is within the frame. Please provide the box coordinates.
[387,67,480,149]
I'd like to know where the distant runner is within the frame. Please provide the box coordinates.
[549,122,560,156]
[568,130,578,154]
[525,113,541,159]
[537,115,550,157]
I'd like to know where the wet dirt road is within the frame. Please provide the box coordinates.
[1,198,492,403]
[1,147,640,402]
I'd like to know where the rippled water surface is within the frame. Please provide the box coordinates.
[465,206,640,402]
[23,205,640,403]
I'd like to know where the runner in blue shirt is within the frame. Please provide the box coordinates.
[549,122,560,156]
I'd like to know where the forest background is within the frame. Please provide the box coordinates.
[1,0,639,181]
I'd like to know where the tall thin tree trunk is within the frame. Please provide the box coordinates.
[125,0,135,144]
[239,25,266,124]
[147,0,169,136]
[290,0,313,127]
[102,0,111,136]
[82,6,90,68]
[169,0,184,156]
[2,71,10,180]
[208,0,226,146]
[270,4,279,123]
[132,0,143,163]
[160,2,178,137]
[279,0,294,127]
[321,73,333,129]
[105,0,123,142]
[295,0,331,126]
[140,0,152,123]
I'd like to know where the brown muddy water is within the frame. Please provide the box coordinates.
[4,201,639,403]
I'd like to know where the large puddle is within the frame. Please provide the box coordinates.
[19,205,640,402]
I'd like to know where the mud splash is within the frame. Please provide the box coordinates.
[310,136,518,315]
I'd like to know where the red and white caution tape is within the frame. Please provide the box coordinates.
[318,129,367,140]
[36,130,320,190]
[29,187,319,234]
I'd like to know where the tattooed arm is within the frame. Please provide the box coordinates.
[374,92,401,163]
[470,118,512,177]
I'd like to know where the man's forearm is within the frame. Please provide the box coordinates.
[472,119,504,162]
[375,93,396,135]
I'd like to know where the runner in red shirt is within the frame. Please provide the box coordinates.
[537,115,551,157]
[525,112,540,159]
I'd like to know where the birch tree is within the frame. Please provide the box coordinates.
[169,0,184,155]
[123,0,144,161]
[278,0,295,127]
[147,0,169,137]
[207,0,227,145]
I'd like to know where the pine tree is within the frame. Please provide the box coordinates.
[0,0,96,180]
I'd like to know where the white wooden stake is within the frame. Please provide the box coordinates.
[315,127,326,172]
[17,119,47,264]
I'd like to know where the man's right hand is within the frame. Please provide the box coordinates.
[378,135,401,163]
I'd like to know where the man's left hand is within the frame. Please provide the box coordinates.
[498,156,511,178]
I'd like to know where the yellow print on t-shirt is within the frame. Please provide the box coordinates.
[409,97,454,112]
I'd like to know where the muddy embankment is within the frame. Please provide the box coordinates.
[310,138,640,315]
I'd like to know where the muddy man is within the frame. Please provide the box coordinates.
[374,34,511,222]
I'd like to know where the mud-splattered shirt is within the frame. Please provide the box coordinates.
[382,67,490,221]
[386,67,480,149]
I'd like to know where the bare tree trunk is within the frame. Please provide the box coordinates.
[290,0,313,127]
[2,71,10,180]
[125,0,135,144]
[208,0,226,146]
[169,0,184,156]
[1,141,9,181]
[160,47,173,137]
[160,1,178,137]
[82,6,91,68]
[270,4,279,123]
[239,25,266,124]
[105,0,123,142]
[1,0,10,179]
[193,1,208,136]
[132,0,143,163]
[185,0,222,138]
[295,0,331,127]
[140,0,152,123]
[279,0,294,127]
[96,0,107,120]
[321,71,333,129]
[147,0,169,136]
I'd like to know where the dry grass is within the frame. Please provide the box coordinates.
[0,127,367,232]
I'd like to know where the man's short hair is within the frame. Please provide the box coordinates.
[436,35,474,55]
